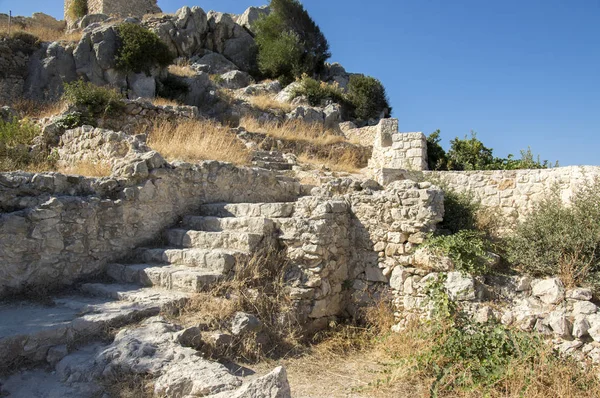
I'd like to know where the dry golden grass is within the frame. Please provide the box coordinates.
[57,161,112,177]
[147,119,250,165]
[8,98,66,119]
[298,152,362,174]
[151,97,182,107]
[246,94,292,113]
[240,117,345,147]
[168,63,197,78]
[0,26,81,43]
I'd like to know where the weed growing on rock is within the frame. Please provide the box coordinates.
[115,23,174,75]
[424,231,493,275]
[0,118,49,172]
[63,80,124,118]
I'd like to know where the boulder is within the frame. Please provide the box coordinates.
[275,82,301,103]
[79,14,109,29]
[573,300,597,315]
[207,366,291,398]
[413,247,454,271]
[238,6,271,34]
[231,312,262,336]
[241,80,282,96]
[219,70,254,89]
[389,266,410,291]
[128,73,156,98]
[286,106,324,125]
[191,52,239,74]
[531,278,565,304]
[24,41,78,101]
[323,103,342,130]
[444,272,481,301]
[567,287,593,301]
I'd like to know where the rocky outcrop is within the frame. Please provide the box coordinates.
[237,6,271,34]
[0,34,41,103]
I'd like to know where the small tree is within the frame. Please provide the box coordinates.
[115,23,174,75]
[346,75,391,121]
[254,0,330,83]
[447,131,494,171]
[426,129,448,170]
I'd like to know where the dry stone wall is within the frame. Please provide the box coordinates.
[368,119,428,171]
[424,166,600,222]
[0,155,301,297]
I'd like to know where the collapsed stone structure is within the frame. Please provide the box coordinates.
[64,0,161,23]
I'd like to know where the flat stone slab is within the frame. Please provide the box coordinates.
[182,215,276,234]
[200,202,295,218]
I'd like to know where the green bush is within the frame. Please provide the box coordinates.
[421,275,545,392]
[426,129,448,170]
[424,231,493,275]
[346,75,391,121]
[115,23,174,75]
[506,181,600,284]
[438,188,480,233]
[255,0,330,82]
[0,118,43,171]
[63,80,124,117]
[67,0,88,20]
[291,75,345,106]
[55,112,95,129]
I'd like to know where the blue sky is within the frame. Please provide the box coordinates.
[2,0,599,166]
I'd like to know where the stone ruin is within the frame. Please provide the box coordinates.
[64,0,161,23]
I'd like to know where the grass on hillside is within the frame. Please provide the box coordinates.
[147,119,250,166]
[0,26,81,43]
[246,94,293,113]
[167,63,197,78]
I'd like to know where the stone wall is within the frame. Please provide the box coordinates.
[0,36,40,104]
[423,166,600,222]
[368,119,428,171]
[0,155,301,297]
[65,0,161,22]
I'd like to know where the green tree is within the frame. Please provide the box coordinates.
[426,129,448,170]
[346,75,391,121]
[254,0,330,83]
[447,131,494,171]
[115,23,174,75]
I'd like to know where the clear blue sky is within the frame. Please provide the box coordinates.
[2,0,599,166]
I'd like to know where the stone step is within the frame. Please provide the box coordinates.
[182,215,276,234]
[107,263,224,293]
[137,247,246,272]
[166,229,266,251]
[252,161,293,171]
[200,202,295,218]
[0,285,188,372]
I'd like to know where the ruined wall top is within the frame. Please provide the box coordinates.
[64,0,162,22]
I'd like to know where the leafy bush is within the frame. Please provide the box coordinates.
[115,23,174,75]
[62,80,124,117]
[67,0,88,20]
[506,181,600,285]
[426,129,448,170]
[291,75,345,106]
[421,275,545,392]
[0,118,45,171]
[346,75,391,121]
[55,112,95,129]
[255,0,330,82]
[438,188,480,233]
[424,231,493,275]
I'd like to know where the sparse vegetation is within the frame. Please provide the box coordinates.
[147,119,250,165]
[67,0,88,20]
[254,0,330,84]
[168,63,196,78]
[115,23,174,75]
[346,75,391,121]
[506,180,600,286]
[292,75,345,107]
[0,25,81,44]
[246,94,292,113]
[62,80,124,118]
[424,230,493,275]
[0,118,49,172]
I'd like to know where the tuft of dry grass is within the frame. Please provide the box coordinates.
[298,152,362,174]
[147,119,250,165]
[168,63,197,78]
[246,94,292,113]
[151,97,182,107]
[57,161,112,177]
[0,26,81,43]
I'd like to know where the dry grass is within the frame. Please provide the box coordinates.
[298,152,362,174]
[57,161,112,177]
[147,119,250,165]
[151,97,182,107]
[240,117,345,147]
[246,94,292,113]
[0,26,81,43]
[168,63,197,78]
[7,98,66,119]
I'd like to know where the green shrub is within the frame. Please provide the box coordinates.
[55,112,95,129]
[426,129,448,170]
[439,188,480,233]
[115,23,174,75]
[67,0,88,20]
[62,80,124,117]
[346,75,391,121]
[421,275,545,392]
[424,231,493,275]
[255,0,330,82]
[0,118,44,171]
[506,181,600,284]
[291,75,345,106]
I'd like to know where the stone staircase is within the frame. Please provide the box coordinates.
[0,201,295,374]
[251,150,297,172]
